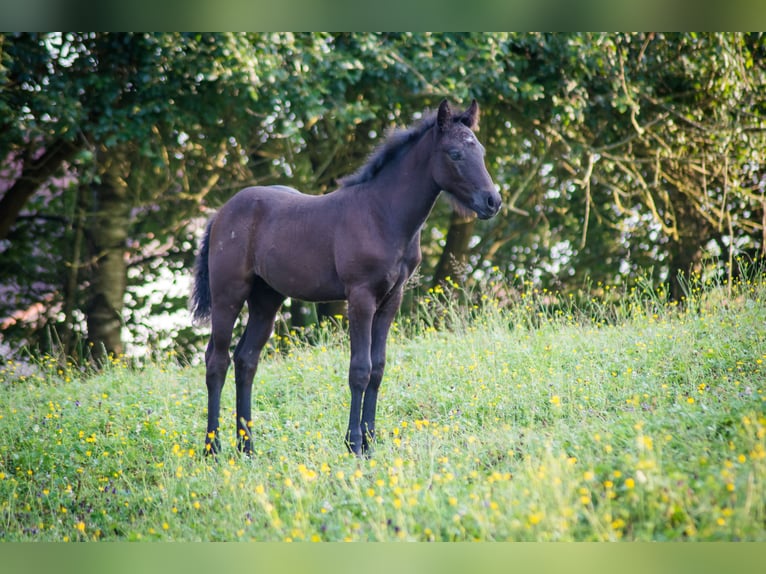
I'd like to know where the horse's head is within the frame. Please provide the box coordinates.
[432,99,501,220]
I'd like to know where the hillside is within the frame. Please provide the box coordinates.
[1,277,764,541]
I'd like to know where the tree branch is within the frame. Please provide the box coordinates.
[0,139,81,240]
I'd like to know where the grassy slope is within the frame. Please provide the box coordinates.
[1,280,764,541]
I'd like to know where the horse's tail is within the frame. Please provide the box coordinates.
[190,216,215,325]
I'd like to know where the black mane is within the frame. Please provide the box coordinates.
[338,111,438,188]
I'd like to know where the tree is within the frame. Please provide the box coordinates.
[464,33,766,296]
[0,33,278,359]
[2,33,764,363]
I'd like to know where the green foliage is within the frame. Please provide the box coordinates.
[1,272,764,541]
[1,32,765,359]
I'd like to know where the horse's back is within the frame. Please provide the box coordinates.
[234,184,303,202]
[218,185,308,219]
[269,185,302,195]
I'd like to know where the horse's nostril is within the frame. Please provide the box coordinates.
[487,195,498,209]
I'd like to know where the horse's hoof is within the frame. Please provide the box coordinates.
[204,439,221,458]
[238,446,254,458]
[345,440,362,457]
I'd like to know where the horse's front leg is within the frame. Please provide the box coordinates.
[345,289,376,456]
[361,286,403,454]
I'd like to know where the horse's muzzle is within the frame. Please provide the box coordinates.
[475,190,502,219]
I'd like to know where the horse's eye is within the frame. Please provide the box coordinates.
[448,150,463,161]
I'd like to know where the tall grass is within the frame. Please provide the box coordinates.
[1,269,764,541]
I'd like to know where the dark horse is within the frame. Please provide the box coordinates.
[190,99,501,456]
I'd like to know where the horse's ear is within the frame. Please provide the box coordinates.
[460,99,480,129]
[437,99,452,131]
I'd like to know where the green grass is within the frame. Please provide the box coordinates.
[1,275,765,541]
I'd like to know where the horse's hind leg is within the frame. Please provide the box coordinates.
[204,294,246,456]
[233,280,284,455]
[205,313,237,454]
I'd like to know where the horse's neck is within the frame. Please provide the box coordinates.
[372,135,441,238]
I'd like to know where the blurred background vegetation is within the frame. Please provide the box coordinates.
[1,33,764,362]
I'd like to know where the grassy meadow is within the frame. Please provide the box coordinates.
[1,272,765,541]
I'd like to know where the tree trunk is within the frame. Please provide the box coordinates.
[317,301,347,324]
[666,193,711,301]
[61,183,87,358]
[431,211,476,288]
[85,152,131,361]
[287,299,310,330]
[0,140,80,240]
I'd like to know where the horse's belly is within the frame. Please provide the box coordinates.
[255,251,345,302]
